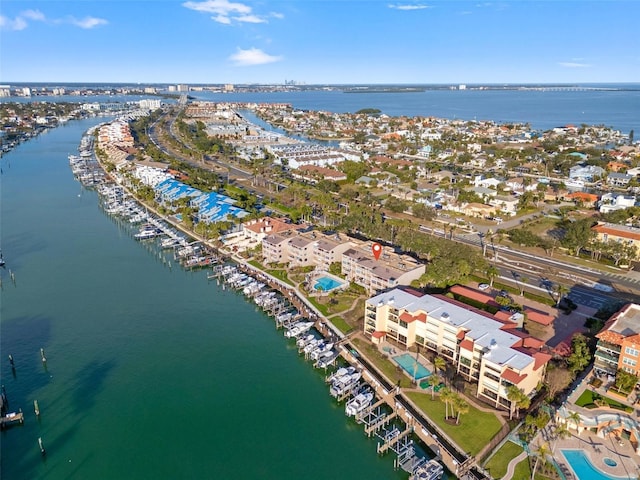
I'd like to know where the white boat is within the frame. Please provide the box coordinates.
[345,391,374,416]
[303,338,323,354]
[327,366,355,384]
[296,334,316,348]
[330,371,362,397]
[310,342,334,360]
[412,459,444,480]
[316,351,339,368]
[134,227,160,240]
[285,321,314,338]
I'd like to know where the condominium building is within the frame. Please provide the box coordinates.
[261,230,355,269]
[592,223,640,260]
[341,245,425,293]
[594,303,640,376]
[364,288,550,410]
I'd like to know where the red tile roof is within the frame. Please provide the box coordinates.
[371,331,386,339]
[524,309,554,326]
[501,369,528,385]
[460,339,474,351]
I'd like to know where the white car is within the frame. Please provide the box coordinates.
[478,283,490,291]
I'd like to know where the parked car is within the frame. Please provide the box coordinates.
[478,283,490,291]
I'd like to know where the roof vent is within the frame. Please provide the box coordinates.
[490,338,497,349]
[441,312,450,320]
[387,297,395,305]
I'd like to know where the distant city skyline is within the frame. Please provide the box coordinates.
[1,1,638,84]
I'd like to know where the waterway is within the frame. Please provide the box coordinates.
[0,118,407,479]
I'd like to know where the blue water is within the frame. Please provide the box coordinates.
[314,276,344,292]
[393,354,432,380]
[561,449,630,480]
[3,84,639,134]
[0,118,406,480]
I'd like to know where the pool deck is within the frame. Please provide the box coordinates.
[549,430,640,479]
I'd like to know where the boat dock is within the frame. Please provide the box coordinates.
[0,411,24,429]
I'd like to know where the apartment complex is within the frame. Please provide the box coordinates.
[592,223,640,260]
[341,245,425,293]
[262,230,355,271]
[262,231,424,292]
[594,303,640,376]
[364,288,550,410]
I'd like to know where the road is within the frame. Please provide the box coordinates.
[419,223,640,307]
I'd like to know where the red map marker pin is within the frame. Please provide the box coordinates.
[372,242,382,260]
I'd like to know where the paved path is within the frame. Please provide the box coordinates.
[501,450,528,480]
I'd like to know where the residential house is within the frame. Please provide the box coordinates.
[608,172,634,187]
[598,193,636,214]
[488,195,519,216]
[567,192,599,208]
[569,165,605,182]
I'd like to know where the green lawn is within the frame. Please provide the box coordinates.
[405,391,503,456]
[329,316,353,335]
[574,389,633,413]
[484,441,524,479]
[514,457,533,480]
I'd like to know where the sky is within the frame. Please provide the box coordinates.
[0,0,639,84]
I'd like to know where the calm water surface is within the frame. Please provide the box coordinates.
[0,119,406,479]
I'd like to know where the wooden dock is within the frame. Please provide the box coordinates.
[0,411,24,429]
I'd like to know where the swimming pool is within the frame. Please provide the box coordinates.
[314,276,344,292]
[561,449,630,480]
[393,353,432,380]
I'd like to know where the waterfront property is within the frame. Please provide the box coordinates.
[594,303,640,376]
[364,288,551,411]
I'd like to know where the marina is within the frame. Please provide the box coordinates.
[0,118,444,479]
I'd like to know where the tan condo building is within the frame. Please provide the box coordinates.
[364,288,550,411]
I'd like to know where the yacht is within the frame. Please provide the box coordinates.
[285,321,314,338]
[134,225,161,240]
[327,366,355,384]
[296,334,316,348]
[412,459,444,480]
[345,390,374,416]
[316,351,339,368]
[310,342,334,361]
[330,371,362,397]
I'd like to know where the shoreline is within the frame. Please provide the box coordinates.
[88,125,478,479]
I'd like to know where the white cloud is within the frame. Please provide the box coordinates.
[388,4,431,10]
[229,47,282,66]
[183,0,281,25]
[0,15,28,31]
[69,16,108,29]
[22,10,46,21]
[234,14,266,24]
[558,62,591,68]
[0,10,107,31]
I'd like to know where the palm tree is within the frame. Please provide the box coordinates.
[455,397,470,425]
[531,442,550,480]
[486,265,499,287]
[506,385,530,420]
[433,356,447,384]
[552,423,571,453]
[567,411,582,433]
[440,387,454,420]
[430,373,441,400]
[554,283,569,307]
